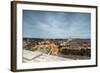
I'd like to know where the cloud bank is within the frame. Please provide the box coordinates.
[23,10,91,39]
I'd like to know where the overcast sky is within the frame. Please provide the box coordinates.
[23,10,91,39]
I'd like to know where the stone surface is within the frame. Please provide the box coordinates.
[22,49,72,63]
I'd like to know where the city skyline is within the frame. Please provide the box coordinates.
[23,10,91,39]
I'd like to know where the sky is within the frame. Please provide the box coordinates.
[23,10,91,39]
